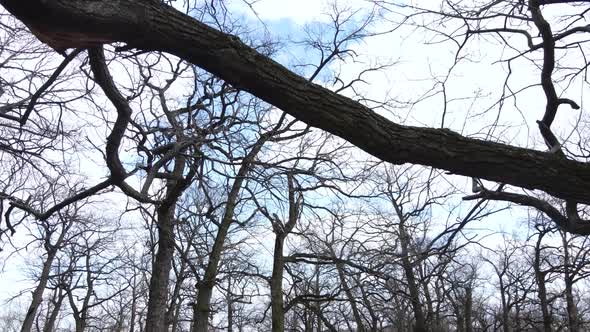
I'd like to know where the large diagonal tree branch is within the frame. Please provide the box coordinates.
[1,0,590,204]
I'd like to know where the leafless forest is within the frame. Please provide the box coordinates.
[1,0,590,331]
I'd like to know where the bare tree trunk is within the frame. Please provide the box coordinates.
[514,290,521,332]
[192,141,264,332]
[333,259,365,332]
[464,286,473,332]
[167,257,187,332]
[534,232,552,332]
[145,199,178,332]
[66,251,95,332]
[193,215,232,332]
[21,215,74,332]
[227,275,234,332]
[42,287,64,332]
[314,266,322,332]
[305,303,337,332]
[561,232,579,332]
[129,272,138,332]
[499,279,510,332]
[21,213,77,332]
[398,221,426,332]
[420,279,434,329]
[21,249,57,332]
[145,152,190,332]
[354,275,377,332]
[304,309,313,332]
[271,235,286,331]
[114,304,125,332]
[270,174,300,332]
[563,272,579,332]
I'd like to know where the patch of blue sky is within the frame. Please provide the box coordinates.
[225,0,381,84]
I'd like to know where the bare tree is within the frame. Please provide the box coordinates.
[1,0,589,225]
[2,1,590,332]
[16,199,88,332]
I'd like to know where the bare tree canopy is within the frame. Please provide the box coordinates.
[3,2,590,331]
[1,0,589,205]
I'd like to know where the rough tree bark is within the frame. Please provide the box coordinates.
[271,233,287,331]
[145,199,179,332]
[1,0,589,207]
